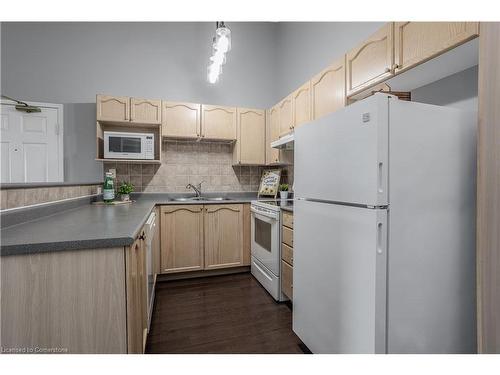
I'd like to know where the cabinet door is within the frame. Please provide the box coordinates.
[96,94,130,122]
[266,105,280,165]
[346,23,394,97]
[126,236,145,354]
[278,95,293,137]
[311,57,346,120]
[130,98,162,124]
[160,205,204,273]
[152,207,161,276]
[204,204,244,270]
[293,81,311,129]
[201,105,237,140]
[281,260,293,301]
[162,101,201,139]
[234,108,265,165]
[394,22,479,74]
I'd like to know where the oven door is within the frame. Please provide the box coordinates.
[251,207,279,276]
[104,133,145,159]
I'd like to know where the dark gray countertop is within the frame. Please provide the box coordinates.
[0,193,263,256]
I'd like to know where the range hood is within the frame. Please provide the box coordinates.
[271,133,294,150]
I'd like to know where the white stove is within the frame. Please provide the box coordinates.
[250,199,293,301]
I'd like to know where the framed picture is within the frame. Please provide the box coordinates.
[258,169,281,198]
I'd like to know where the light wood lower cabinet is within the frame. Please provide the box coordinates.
[346,23,394,97]
[233,108,266,165]
[160,205,204,273]
[125,233,148,354]
[159,203,250,274]
[394,22,479,74]
[1,247,128,354]
[204,204,244,269]
[281,260,293,301]
[311,56,346,120]
[281,211,294,301]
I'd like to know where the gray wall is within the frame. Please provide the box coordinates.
[0,22,478,184]
[411,65,478,112]
[1,22,279,183]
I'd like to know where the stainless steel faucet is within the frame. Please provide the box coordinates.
[186,181,205,197]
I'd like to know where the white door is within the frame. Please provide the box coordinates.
[1,102,63,183]
[292,199,388,353]
[294,94,390,206]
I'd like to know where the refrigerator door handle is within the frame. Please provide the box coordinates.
[377,222,384,254]
[377,162,384,194]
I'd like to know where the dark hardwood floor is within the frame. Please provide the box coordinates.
[145,272,307,354]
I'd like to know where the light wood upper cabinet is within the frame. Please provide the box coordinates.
[204,204,244,270]
[266,105,280,165]
[97,95,130,122]
[394,22,480,74]
[278,95,294,137]
[233,108,266,165]
[160,205,204,273]
[130,98,162,124]
[311,57,346,120]
[346,23,394,97]
[162,101,201,139]
[293,81,311,129]
[201,104,237,140]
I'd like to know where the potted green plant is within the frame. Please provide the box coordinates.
[279,183,289,200]
[117,181,134,202]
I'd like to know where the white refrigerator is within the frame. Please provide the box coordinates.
[293,94,477,354]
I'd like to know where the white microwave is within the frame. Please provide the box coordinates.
[104,131,155,160]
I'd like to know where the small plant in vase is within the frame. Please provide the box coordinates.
[279,183,289,200]
[117,182,134,202]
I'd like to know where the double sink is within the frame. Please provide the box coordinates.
[170,196,231,202]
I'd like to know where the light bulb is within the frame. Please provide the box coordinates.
[210,49,226,65]
[215,35,229,54]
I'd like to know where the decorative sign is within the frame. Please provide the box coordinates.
[258,169,281,198]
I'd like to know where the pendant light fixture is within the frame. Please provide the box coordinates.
[207,22,231,84]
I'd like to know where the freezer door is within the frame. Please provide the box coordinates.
[294,94,389,206]
[293,199,388,353]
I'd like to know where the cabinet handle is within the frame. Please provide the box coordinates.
[392,63,399,70]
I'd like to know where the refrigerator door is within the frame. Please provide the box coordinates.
[386,100,477,353]
[293,199,388,353]
[294,94,390,206]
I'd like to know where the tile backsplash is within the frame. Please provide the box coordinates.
[104,140,293,193]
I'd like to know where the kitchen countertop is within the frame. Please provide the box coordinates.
[0,193,263,256]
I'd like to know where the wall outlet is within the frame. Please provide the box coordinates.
[108,168,116,179]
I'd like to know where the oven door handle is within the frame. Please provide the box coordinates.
[251,207,278,221]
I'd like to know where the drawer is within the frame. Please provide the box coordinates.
[281,243,293,266]
[281,260,293,301]
[282,226,294,248]
[282,211,294,229]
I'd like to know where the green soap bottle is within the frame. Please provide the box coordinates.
[103,172,115,202]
